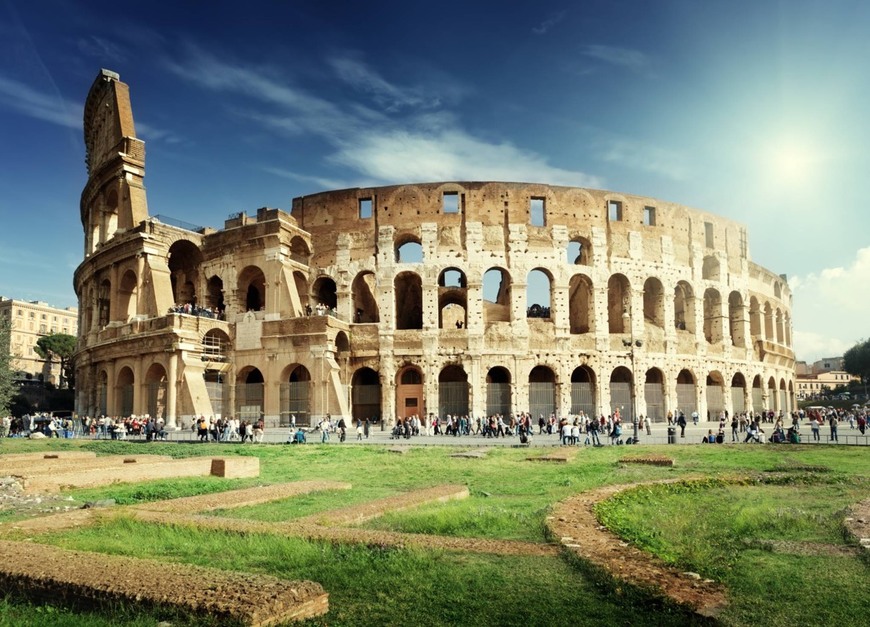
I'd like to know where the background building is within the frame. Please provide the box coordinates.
[0,296,78,385]
[74,70,796,427]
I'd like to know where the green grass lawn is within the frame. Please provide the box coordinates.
[1,439,868,626]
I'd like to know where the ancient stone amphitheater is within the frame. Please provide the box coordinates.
[74,70,795,429]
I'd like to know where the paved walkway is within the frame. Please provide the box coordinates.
[73,420,869,447]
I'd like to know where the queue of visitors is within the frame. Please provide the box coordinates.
[168,303,224,319]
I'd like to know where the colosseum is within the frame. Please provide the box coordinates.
[73,69,796,429]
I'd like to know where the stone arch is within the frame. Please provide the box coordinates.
[674,280,696,333]
[610,366,633,418]
[728,291,745,347]
[752,374,764,411]
[642,277,665,329]
[529,365,557,419]
[767,376,777,412]
[312,275,337,311]
[607,274,631,333]
[567,236,592,265]
[289,236,310,263]
[779,377,789,413]
[706,371,726,420]
[236,366,264,421]
[676,369,697,416]
[395,235,423,263]
[168,240,203,306]
[763,302,774,339]
[486,366,512,417]
[749,296,762,339]
[775,307,784,344]
[352,271,379,323]
[439,268,467,329]
[238,266,266,312]
[702,255,720,281]
[395,271,423,329]
[703,288,722,344]
[527,268,552,319]
[352,367,381,424]
[281,364,311,426]
[117,269,138,322]
[116,365,135,417]
[144,362,167,420]
[293,271,310,314]
[644,368,665,422]
[570,365,596,416]
[396,364,424,419]
[438,364,469,417]
[568,273,593,334]
[335,330,350,354]
[206,275,225,316]
[483,267,512,323]
[202,328,231,362]
[98,278,111,327]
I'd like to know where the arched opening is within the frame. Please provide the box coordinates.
[567,237,591,265]
[202,328,231,363]
[438,365,468,417]
[529,366,557,419]
[352,367,381,424]
[644,368,665,422]
[289,236,310,263]
[676,369,697,416]
[610,366,633,418]
[144,363,167,420]
[729,291,745,347]
[764,302,774,339]
[238,266,266,312]
[749,296,761,339]
[395,272,423,329]
[702,255,720,281]
[731,372,747,414]
[674,281,695,333]
[486,367,512,417]
[570,365,596,416]
[168,240,203,306]
[642,277,665,329]
[767,376,777,413]
[118,269,138,322]
[236,367,264,422]
[439,268,467,329]
[206,275,225,317]
[568,274,593,334]
[526,269,552,319]
[98,278,111,327]
[204,369,226,419]
[752,375,764,411]
[396,238,423,263]
[116,366,134,417]
[779,378,788,413]
[313,276,337,312]
[352,271,379,323]
[396,366,424,419]
[335,331,350,354]
[706,372,725,420]
[281,364,311,427]
[608,274,630,333]
[703,288,722,344]
[483,268,512,323]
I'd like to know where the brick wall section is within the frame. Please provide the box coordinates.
[3,455,173,477]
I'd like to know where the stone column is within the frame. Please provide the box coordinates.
[166,352,178,428]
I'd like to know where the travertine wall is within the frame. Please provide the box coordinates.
[74,71,795,428]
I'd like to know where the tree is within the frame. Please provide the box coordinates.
[34,333,77,390]
[0,316,14,414]
[843,338,870,398]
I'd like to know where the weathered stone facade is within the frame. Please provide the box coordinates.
[74,70,795,428]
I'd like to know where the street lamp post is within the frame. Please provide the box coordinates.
[622,297,642,444]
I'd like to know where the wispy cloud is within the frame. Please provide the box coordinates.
[532,11,567,35]
[594,134,688,180]
[258,166,348,191]
[165,46,602,188]
[0,75,80,128]
[76,35,128,63]
[789,247,870,361]
[582,44,651,74]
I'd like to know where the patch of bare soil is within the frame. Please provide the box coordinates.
[742,539,862,557]
[619,454,675,467]
[844,498,870,553]
[547,480,728,619]
[528,449,577,463]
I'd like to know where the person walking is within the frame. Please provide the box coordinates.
[678,411,687,438]
[829,413,839,443]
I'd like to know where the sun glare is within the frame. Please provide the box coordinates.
[766,137,819,186]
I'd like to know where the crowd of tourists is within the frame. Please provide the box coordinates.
[168,303,224,319]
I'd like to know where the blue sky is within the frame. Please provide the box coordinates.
[1,0,868,363]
